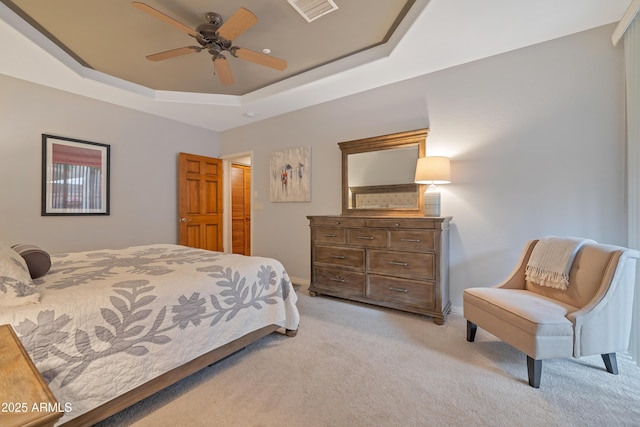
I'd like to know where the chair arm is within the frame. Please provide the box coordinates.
[568,249,639,357]
[494,240,538,290]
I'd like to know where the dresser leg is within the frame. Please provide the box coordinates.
[433,306,450,325]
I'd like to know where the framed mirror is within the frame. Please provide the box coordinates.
[339,128,428,216]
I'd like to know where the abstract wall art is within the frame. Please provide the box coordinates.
[270,146,311,202]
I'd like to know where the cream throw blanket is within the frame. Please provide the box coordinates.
[525,237,595,290]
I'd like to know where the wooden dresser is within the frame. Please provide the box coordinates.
[307,215,451,324]
[0,324,63,427]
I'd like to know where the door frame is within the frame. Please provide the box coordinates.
[221,151,253,254]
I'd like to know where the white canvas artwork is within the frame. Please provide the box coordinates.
[270,146,311,202]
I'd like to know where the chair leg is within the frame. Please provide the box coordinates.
[602,353,618,375]
[466,320,477,342]
[527,356,542,388]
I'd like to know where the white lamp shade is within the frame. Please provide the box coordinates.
[414,156,451,184]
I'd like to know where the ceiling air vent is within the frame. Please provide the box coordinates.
[287,0,338,23]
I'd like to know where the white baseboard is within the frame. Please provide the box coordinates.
[450,305,463,315]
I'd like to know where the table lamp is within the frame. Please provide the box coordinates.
[414,156,451,216]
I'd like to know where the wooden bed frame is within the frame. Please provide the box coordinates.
[61,325,297,426]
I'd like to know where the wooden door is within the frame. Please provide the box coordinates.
[178,153,223,251]
[231,164,251,255]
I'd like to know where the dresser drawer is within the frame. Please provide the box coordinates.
[389,230,435,252]
[368,250,434,280]
[311,217,365,228]
[365,217,439,229]
[314,266,365,296]
[315,227,346,244]
[367,275,435,310]
[315,246,365,270]
[347,228,388,248]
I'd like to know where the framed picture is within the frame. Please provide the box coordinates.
[41,134,110,215]
[270,146,311,202]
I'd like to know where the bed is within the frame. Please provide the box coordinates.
[0,242,300,426]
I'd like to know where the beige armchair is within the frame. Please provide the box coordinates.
[464,239,639,387]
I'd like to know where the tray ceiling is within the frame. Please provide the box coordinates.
[2,0,415,95]
[0,0,632,131]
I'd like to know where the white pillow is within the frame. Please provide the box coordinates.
[0,241,40,307]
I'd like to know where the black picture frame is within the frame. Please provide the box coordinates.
[41,134,110,216]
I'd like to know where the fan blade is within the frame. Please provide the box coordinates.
[216,7,258,41]
[231,48,287,71]
[214,57,235,85]
[132,2,197,37]
[146,46,201,61]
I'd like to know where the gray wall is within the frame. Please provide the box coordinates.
[0,76,219,253]
[0,24,626,310]
[220,24,626,309]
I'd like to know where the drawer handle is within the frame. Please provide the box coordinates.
[330,255,346,259]
[324,234,337,238]
[400,238,421,243]
[389,286,408,293]
[330,277,346,283]
[356,236,375,240]
[335,221,341,225]
[388,261,409,266]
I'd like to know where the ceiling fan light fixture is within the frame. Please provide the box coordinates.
[287,0,338,23]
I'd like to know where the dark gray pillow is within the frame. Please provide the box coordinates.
[11,244,51,279]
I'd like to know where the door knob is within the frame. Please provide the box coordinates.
[180,218,187,222]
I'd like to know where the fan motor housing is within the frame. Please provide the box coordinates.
[195,12,231,50]
[196,23,218,41]
[205,12,223,26]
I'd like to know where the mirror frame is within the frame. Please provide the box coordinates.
[339,128,428,216]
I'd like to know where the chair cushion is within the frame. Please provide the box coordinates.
[464,287,577,358]
[464,288,576,337]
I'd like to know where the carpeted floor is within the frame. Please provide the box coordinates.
[97,286,640,427]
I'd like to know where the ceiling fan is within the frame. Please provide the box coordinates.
[132,2,287,86]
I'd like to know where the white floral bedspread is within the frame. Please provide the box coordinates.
[0,244,299,425]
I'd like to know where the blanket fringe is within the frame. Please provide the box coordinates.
[525,265,569,290]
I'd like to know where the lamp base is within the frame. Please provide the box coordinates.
[424,191,441,217]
